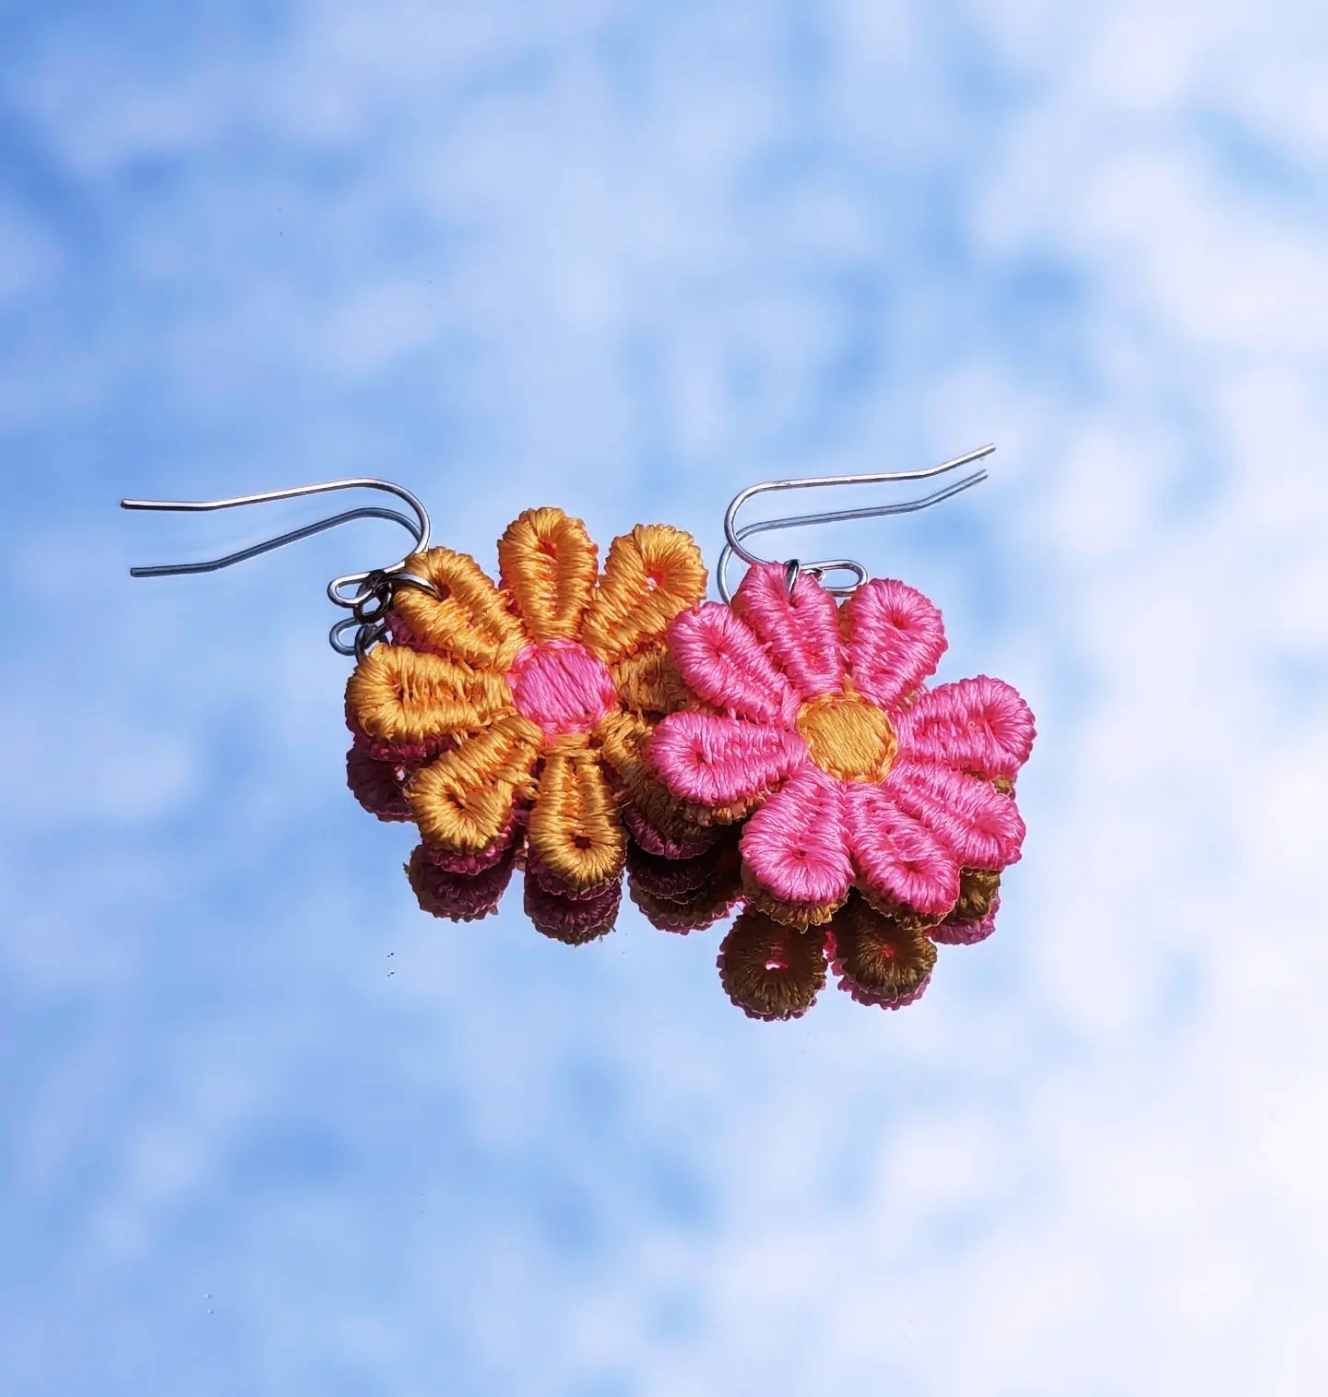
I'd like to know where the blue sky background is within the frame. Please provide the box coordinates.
[3,3,1327,1394]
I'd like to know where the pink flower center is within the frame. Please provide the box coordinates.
[507,640,617,737]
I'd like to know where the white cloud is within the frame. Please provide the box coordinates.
[5,2,1328,1395]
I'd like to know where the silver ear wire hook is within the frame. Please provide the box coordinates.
[121,478,440,657]
[717,444,996,602]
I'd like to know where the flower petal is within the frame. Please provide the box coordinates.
[346,644,512,748]
[630,879,740,935]
[740,765,853,918]
[828,895,937,1009]
[887,762,1026,872]
[497,507,599,642]
[896,676,1036,780]
[610,648,688,716]
[667,601,798,723]
[391,546,526,669]
[525,875,621,944]
[620,800,715,859]
[406,841,518,922]
[733,562,843,699]
[345,737,412,821]
[630,858,742,932]
[716,910,827,1021]
[625,827,743,934]
[946,867,1001,923]
[406,714,541,852]
[424,813,522,875]
[931,892,1000,946]
[842,577,946,708]
[842,782,960,919]
[582,525,708,664]
[648,710,806,808]
[595,711,717,852]
[625,837,732,905]
[526,744,627,891]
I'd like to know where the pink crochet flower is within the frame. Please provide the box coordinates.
[649,563,1035,928]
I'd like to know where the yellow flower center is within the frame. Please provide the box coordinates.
[795,690,897,784]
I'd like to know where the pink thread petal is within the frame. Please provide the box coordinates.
[733,562,844,699]
[843,783,960,919]
[843,577,947,708]
[649,710,806,808]
[897,675,1036,780]
[931,894,1000,946]
[739,765,853,910]
[888,762,1026,871]
[667,601,798,723]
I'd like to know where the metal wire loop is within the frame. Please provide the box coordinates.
[351,578,392,624]
[718,444,996,602]
[121,478,440,655]
[329,614,390,659]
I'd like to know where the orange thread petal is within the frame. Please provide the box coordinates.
[610,648,688,716]
[497,507,599,642]
[526,744,626,892]
[346,644,512,746]
[392,547,525,669]
[406,714,541,852]
[583,525,707,664]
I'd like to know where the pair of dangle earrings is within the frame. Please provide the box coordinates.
[124,446,1035,1022]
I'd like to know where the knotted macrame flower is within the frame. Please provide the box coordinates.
[344,507,708,942]
[649,562,1035,934]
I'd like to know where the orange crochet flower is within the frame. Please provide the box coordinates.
[343,508,709,942]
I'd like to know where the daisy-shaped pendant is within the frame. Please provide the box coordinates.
[344,508,708,942]
[649,561,1036,933]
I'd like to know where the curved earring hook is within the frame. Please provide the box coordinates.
[121,478,439,656]
[718,444,995,602]
[122,504,421,578]
[122,477,431,584]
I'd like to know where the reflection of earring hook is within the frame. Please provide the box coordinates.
[121,478,439,656]
[718,444,996,602]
